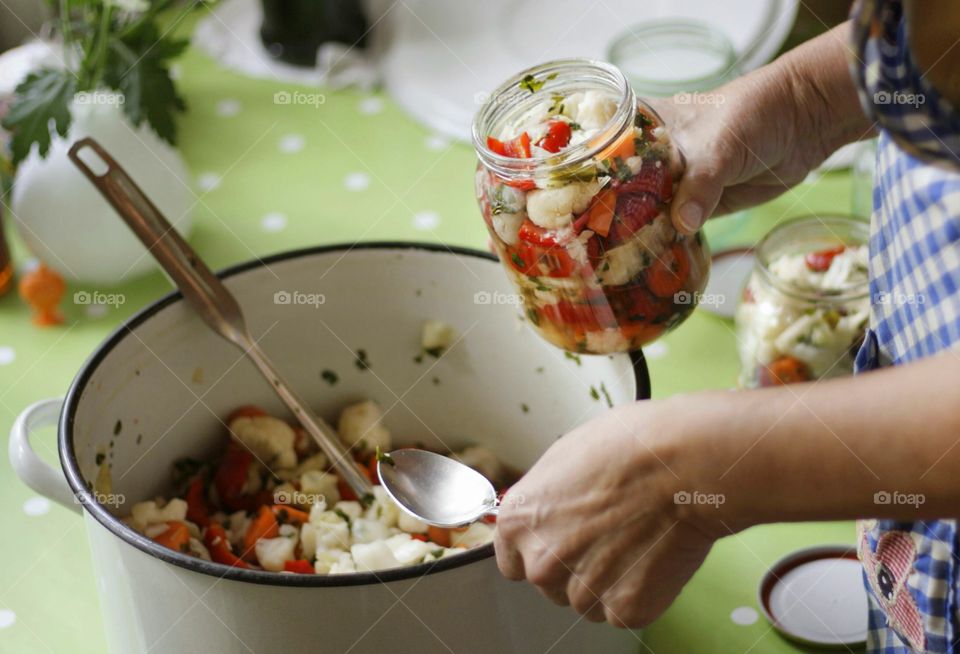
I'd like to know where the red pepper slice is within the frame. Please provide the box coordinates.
[185,477,210,527]
[204,524,249,568]
[536,120,572,153]
[645,244,691,299]
[283,559,315,574]
[213,440,254,512]
[517,220,562,247]
[804,245,846,272]
[487,132,532,159]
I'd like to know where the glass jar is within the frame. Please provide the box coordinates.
[735,215,870,387]
[472,59,710,354]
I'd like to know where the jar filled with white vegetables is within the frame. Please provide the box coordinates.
[736,215,870,387]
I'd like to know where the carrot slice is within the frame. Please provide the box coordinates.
[427,526,452,548]
[760,356,811,386]
[153,521,191,552]
[243,505,279,560]
[272,505,310,526]
[185,477,210,527]
[645,244,690,298]
[584,189,617,237]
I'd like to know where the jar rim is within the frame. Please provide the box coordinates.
[471,58,640,181]
[607,19,739,94]
[755,214,871,302]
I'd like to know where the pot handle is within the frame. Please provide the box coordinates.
[9,398,81,514]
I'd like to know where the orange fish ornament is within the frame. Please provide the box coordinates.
[19,263,65,326]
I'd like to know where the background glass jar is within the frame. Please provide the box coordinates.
[472,59,710,354]
[735,215,870,387]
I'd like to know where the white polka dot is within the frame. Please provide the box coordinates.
[22,497,50,516]
[358,97,384,115]
[644,341,669,360]
[169,64,182,81]
[412,211,440,231]
[18,258,39,275]
[197,172,221,192]
[0,346,14,365]
[278,134,305,154]
[85,304,109,319]
[0,609,15,629]
[261,212,287,233]
[425,134,449,151]
[344,172,370,191]
[730,606,758,626]
[216,99,242,117]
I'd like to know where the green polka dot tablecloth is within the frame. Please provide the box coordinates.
[0,31,859,654]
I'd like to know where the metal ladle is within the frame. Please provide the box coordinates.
[68,137,373,498]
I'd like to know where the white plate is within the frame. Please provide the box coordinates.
[380,0,798,140]
[759,546,870,648]
[701,247,755,319]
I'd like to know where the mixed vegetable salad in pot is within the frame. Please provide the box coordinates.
[473,59,710,354]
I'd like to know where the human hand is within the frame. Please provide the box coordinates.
[493,400,720,628]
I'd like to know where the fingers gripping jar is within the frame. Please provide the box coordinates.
[472,59,710,354]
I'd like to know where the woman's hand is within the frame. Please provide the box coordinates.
[649,22,871,234]
[493,399,720,628]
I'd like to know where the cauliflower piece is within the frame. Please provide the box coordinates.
[328,551,357,574]
[492,212,525,246]
[422,547,463,563]
[337,401,391,456]
[225,510,250,549]
[333,501,363,522]
[365,486,400,528]
[187,537,211,561]
[576,91,618,130]
[307,510,352,551]
[526,180,599,229]
[351,517,392,544]
[384,533,432,565]
[294,452,328,476]
[421,320,457,356]
[397,511,429,534]
[351,541,402,572]
[229,415,297,470]
[314,549,350,574]
[450,522,494,548]
[130,498,187,531]
[586,328,629,353]
[299,470,340,506]
[453,446,506,486]
[255,533,297,572]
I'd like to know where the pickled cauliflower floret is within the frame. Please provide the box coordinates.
[526,180,600,229]
[328,551,357,574]
[365,486,400,528]
[351,517,393,544]
[453,446,506,487]
[451,522,494,548]
[254,528,298,572]
[397,511,429,534]
[385,533,433,565]
[492,212,525,246]
[576,90,618,130]
[337,400,391,455]
[229,415,297,470]
[299,470,340,506]
[352,541,402,572]
[314,549,350,574]
[130,498,187,531]
[421,320,457,356]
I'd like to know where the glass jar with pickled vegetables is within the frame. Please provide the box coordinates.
[471,59,710,354]
[736,215,870,387]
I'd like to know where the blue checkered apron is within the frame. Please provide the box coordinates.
[851,1,960,652]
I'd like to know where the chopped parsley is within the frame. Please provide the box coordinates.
[95,452,106,466]
[413,354,424,364]
[321,369,339,385]
[525,308,540,326]
[518,72,556,94]
[354,349,370,371]
[521,403,530,413]
[564,352,582,366]
[589,386,600,401]
[599,382,613,408]
[375,445,396,468]
[510,252,525,268]
[568,122,582,131]
[423,346,444,359]
[113,419,122,435]
[334,508,353,526]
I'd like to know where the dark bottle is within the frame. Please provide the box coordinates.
[260,0,369,67]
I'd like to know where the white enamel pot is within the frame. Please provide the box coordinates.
[9,243,650,653]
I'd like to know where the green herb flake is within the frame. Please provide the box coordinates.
[354,349,370,371]
[600,382,613,408]
[113,419,122,435]
[521,403,530,413]
[518,72,556,94]
[321,369,339,385]
[535,366,545,373]
[564,352,582,366]
[95,452,106,466]
[360,493,375,509]
[413,354,424,364]
[589,386,600,401]
[525,308,540,326]
[432,377,441,386]
[334,509,353,526]
[569,122,582,131]
[510,252,525,268]
[423,346,444,359]
[375,446,396,468]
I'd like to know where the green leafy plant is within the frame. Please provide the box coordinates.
[1,0,202,166]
